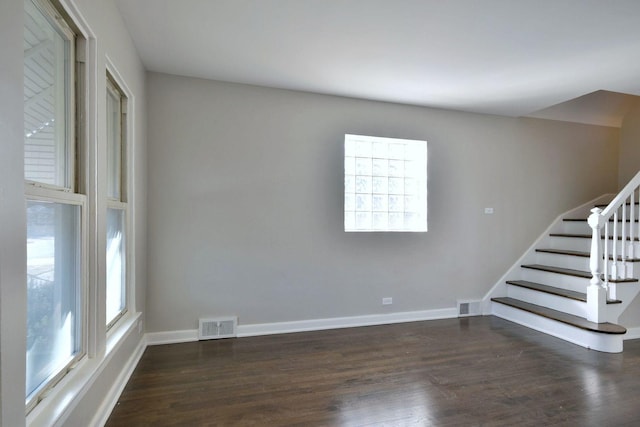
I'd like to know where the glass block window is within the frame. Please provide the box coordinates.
[344,134,427,232]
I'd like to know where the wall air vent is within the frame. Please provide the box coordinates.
[198,317,238,340]
[457,300,481,317]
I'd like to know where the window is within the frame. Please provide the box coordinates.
[106,74,128,327]
[344,134,428,232]
[24,0,75,188]
[24,0,85,412]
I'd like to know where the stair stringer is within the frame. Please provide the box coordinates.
[481,193,614,314]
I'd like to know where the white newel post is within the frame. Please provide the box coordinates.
[587,207,607,323]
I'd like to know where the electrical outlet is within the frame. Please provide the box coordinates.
[382,297,393,305]
[484,207,494,214]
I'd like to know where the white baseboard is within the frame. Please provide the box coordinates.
[146,329,199,345]
[91,336,147,427]
[145,307,458,345]
[238,308,458,337]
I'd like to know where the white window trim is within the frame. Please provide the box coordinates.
[105,57,135,330]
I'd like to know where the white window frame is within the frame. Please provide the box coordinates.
[105,65,131,331]
[23,0,88,414]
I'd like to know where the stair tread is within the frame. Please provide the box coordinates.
[507,280,586,301]
[536,248,640,262]
[491,297,627,334]
[521,264,638,283]
[522,264,591,278]
[564,218,639,223]
[536,248,590,258]
[550,233,640,241]
[505,280,622,304]
[595,202,640,208]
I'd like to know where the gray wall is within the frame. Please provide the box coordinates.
[618,101,640,187]
[0,0,28,424]
[617,101,640,326]
[146,72,619,333]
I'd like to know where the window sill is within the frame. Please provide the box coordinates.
[27,312,142,427]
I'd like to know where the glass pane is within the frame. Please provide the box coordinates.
[106,208,126,325]
[345,175,355,193]
[372,212,388,230]
[344,156,355,175]
[355,212,372,230]
[344,211,355,230]
[344,193,355,211]
[388,177,404,195]
[372,158,388,176]
[355,194,371,211]
[354,140,371,157]
[107,83,122,200]
[355,176,372,193]
[24,0,72,188]
[388,160,404,177]
[371,141,388,159]
[355,157,372,175]
[372,177,388,194]
[372,195,388,211]
[26,201,81,399]
[388,143,405,160]
[389,195,404,212]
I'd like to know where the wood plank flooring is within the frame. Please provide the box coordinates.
[105,316,640,426]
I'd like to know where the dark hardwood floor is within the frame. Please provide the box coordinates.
[105,316,640,426]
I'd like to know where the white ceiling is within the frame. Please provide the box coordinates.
[114,0,640,126]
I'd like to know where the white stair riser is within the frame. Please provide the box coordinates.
[602,240,638,260]
[537,255,640,276]
[491,302,623,353]
[548,236,591,252]
[506,284,587,318]
[521,268,589,293]
[549,236,638,255]
[562,220,640,237]
[561,221,591,235]
[535,252,590,271]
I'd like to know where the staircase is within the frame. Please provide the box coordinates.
[487,173,640,353]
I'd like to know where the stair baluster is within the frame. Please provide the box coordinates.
[622,202,627,278]
[630,192,635,276]
[636,190,640,259]
[612,210,619,279]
